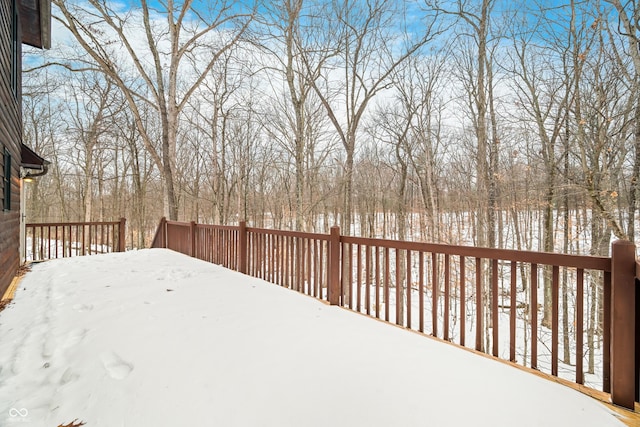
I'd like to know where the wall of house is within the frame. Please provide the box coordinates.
[0,0,22,298]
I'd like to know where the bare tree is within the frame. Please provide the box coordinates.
[53,0,255,219]
[505,3,577,328]
[22,68,62,221]
[432,0,498,352]
[301,0,440,234]
[397,56,449,243]
[606,0,640,241]
[258,0,323,230]
[63,72,122,221]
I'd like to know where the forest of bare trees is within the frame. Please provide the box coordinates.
[20,0,640,261]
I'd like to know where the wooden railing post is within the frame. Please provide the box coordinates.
[190,221,197,257]
[155,217,167,248]
[238,220,247,274]
[637,281,640,404]
[163,217,168,248]
[610,239,637,409]
[119,218,126,252]
[328,226,341,305]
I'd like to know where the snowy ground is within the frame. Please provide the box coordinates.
[0,249,626,426]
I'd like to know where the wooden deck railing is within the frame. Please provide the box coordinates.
[151,217,638,409]
[26,218,126,261]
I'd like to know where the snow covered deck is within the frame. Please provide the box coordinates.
[0,249,629,426]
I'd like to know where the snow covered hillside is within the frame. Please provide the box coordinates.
[0,249,626,426]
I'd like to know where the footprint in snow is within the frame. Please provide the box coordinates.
[63,328,88,349]
[60,367,79,385]
[73,303,94,312]
[42,331,57,358]
[101,352,134,380]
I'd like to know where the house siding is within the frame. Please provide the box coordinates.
[0,0,22,298]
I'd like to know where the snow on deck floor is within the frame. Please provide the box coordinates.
[0,249,626,427]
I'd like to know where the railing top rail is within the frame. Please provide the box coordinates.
[247,226,330,241]
[195,223,239,231]
[26,221,122,227]
[341,235,612,271]
[166,220,192,227]
[190,223,330,239]
[159,219,612,271]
